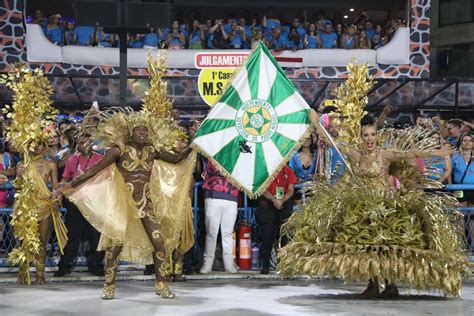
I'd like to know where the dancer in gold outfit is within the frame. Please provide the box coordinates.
[278,63,470,298]
[59,52,196,300]
[16,144,68,285]
[61,125,192,299]
[2,65,67,285]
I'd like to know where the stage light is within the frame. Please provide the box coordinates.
[343,15,349,19]
[349,8,355,12]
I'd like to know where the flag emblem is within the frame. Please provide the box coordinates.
[192,43,310,197]
[236,99,278,143]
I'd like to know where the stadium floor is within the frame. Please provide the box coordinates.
[1,274,473,315]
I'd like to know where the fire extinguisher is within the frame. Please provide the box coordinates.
[238,222,252,270]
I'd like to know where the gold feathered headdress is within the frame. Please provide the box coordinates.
[82,51,186,152]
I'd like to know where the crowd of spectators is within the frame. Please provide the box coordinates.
[0,105,472,273]
[29,9,406,50]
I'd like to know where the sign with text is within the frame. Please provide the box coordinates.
[196,53,249,106]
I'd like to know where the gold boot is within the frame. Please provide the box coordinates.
[35,263,46,285]
[101,284,116,300]
[17,263,29,285]
[155,281,175,299]
[162,262,173,282]
[173,262,186,282]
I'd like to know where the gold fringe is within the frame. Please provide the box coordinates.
[191,124,310,199]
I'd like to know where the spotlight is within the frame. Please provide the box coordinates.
[349,8,355,12]
[343,15,349,19]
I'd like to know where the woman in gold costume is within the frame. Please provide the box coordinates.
[277,109,470,298]
[16,143,67,285]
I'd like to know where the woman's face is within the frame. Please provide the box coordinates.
[309,23,316,32]
[33,143,44,155]
[431,133,441,146]
[461,135,473,151]
[302,136,312,147]
[361,126,377,152]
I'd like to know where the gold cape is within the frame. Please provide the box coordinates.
[66,152,196,265]
[25,165,68,254]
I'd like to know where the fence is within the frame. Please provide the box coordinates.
[0,183,473,268]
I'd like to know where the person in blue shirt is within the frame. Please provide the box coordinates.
[339,25,357,49]
[64,21,77,45]
[305,23,321,48]
[265,27,287,51]
[425,132,452,183]
[446,119,463,148]
[165,20,186,49]
[45,14,63,45]
[327,122,346,184]
[365,20,376,40]
[250,15,263,33]
[223,15,235,34]
[239,17,252,49]
[262,9,281,42]
[289,136,317,183]
[228,22,247,49]
[291,18,307,39]
[143,27,162,49]
[188,20,205,49]
[287,27,304,51]
[92,24,114,47]
[75,26,94,46]
[129,34,144,48]
[452,132,474,206]
[320,23,338,48]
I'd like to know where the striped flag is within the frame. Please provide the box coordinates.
[192,43,311,198]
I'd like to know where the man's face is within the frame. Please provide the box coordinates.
[132,126,149,145]
[366,21,373,30]
[272,27,281,37]
[324,24,332,34]
[193,20,199,28]
[447,123,460,137]
[77,136,92,155]
[292,19,300,28]
[328,124,340,138]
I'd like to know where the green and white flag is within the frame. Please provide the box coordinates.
[192,43,311,198]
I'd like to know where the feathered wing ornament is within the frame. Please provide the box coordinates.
[1,65,58,284]
[82,51,186,152]
[328,62,374,146]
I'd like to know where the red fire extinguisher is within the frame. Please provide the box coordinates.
[238,222,252,270]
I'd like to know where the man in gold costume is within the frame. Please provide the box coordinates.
[60,121,193,300]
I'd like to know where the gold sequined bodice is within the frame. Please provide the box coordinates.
[117,145,156,217]
[354,150,388,184]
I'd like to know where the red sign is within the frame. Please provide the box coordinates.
[195,53,249,69]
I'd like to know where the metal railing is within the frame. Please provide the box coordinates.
[0,183,473,268]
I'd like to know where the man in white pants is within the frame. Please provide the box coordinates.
[200,160,239,274]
